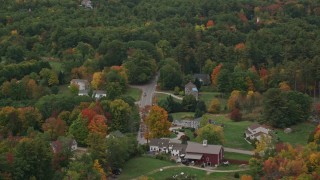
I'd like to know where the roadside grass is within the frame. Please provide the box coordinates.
[124,87,142,101]
[118,156,174,180]
[273,122,316,146]
[155,93,182,102]
[216,164,243,170]
[224,152,252,161]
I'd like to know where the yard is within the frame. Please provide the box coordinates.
[118,156,174,180]
[155,92,182,103]
[273,122,316,146]
[199,92,227,109]
[171,113,254,150]
[147,167,251,180]
[224,152,252,161]
[124,87,142,101]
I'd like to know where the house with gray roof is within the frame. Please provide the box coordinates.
[193,74,211,86]
[185,141,224,166]
[149,138,187,156]
[184,82,199,100]
[245,124,270,141]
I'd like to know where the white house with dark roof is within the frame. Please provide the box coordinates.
[92,90,106,99]
[149,138,187,157]
[184,82,199,100]
[245,124,270,141]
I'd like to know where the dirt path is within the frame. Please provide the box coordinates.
[154,91,183,100]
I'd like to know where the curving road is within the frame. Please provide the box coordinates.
[130,73,159,144]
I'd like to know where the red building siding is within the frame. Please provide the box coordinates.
[192,148,224,166]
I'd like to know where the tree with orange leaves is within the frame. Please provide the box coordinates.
[144,105,171,139]
[206,20,214,28]
[240,175,253,180]
[211,63,223,87]
[88,115,107,137]
[91,72,104,90]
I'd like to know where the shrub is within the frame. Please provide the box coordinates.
[230,108,242,121]
[234,172,240,178]
[174,86,180,95]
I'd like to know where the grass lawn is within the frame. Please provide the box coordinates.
[199,92,228,111]
[155,93,182,102]
[216,164,243,170]
[171,112,195,120]
[58,84,72,96]
[148,167,206,180]
[192,114,255,150]
[273,122,316,146]
[148,167,250,180]
[118,156,174,180]
[224,152,252,161]
[124,87,142,101]
[49,61,62,72]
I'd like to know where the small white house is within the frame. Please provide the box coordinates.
[245,124,270,141]
[70,79,89,91]
[92,90,107,99]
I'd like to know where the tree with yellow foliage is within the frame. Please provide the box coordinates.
[208,98,220,114]
[240,175,253,180]
[227,90,241,110]
[93,160,107,180]
[91,72,104,90]
[144,105,171,139]
[279,81,291,91]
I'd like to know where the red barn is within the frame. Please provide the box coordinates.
[185,141,224,167]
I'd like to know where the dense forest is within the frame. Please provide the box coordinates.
[1,0,320,179]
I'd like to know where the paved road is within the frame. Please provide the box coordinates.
[131,73,159,144]
[224,147,254,155]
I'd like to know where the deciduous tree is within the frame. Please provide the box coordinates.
[144,106,171,139]
[195,124,224,145]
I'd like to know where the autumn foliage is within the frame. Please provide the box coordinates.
[230,108,242,122]
[206,20,215,28]
[144,105,171,139]
[211,63,223,87]
[88,115,107,137]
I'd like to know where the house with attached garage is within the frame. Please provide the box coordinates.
[184,140,224,167]
[245,124,271,141]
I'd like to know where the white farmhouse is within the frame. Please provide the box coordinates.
[245,124,271,141]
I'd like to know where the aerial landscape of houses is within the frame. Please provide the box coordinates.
[1,0,320,179]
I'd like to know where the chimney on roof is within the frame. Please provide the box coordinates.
[203,140,207,147]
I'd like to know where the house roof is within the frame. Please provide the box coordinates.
[253,131,268,137]
[193,74,210,85]
[248,124,268,130]
[185,82,197,89]
[149,138,170,147]
[171,143,187,154]
[186,142,222,155]
[93,90,106,95]
[79,90,89,94]
[71,79,89,84]
[107,130,124,138]
[245,129,252,135]
[185,153,203,160]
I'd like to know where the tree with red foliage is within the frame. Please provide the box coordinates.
[88,115,108,137]
[206,20,214,28]
[211,63,223,87]
[42,118,67,140]
[230,108,242,121]
[81,108,97,123]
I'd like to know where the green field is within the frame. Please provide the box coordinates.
[224,152,252,161]
[273,123,316,146]
[148,167,250,180]
[171,112,195,120]
[118,156,174,180]
[155,93,182,103]
[124,87,142,101]
[171,113,254,150]
[199,92,226,108]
